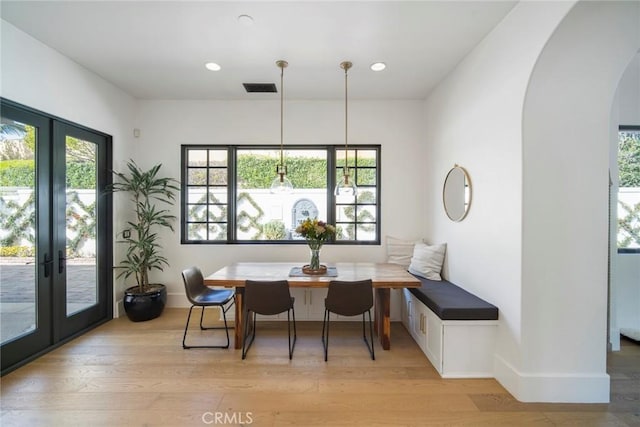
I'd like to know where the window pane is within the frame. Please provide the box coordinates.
[188,168,207,185]
[208,224,227,241]
[208,205,226,222]
[336,224,355,241]
[208,149,227,167]
[235,149,327,241]
[357,188,377,204]
[208,189,227,204]
[187,187,207,204]
[188,150,208,167]
[357,150,377,166]
[336,205,355,222]
[208,169,227,186]
[187,223,207,240]
[357,169,376,186]
[187,205,207,222]
[336,149,356,168]
[357,205,377,222]
[618,128,640,250]
[357,224,377,241]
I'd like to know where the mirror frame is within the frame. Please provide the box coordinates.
[442,165,472,222]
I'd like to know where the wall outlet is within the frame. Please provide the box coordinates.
[123,229,131,239]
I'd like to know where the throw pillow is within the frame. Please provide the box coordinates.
[385,236,416,269]
[408,242,446,281]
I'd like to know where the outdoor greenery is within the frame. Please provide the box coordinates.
[619,130,640,187]
[235,154,376,189]
[0,159,96,188]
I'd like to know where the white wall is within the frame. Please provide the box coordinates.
[422,0,574,401]
[1,20,137,312]
[134,99,425,305]
[521,0,639,403]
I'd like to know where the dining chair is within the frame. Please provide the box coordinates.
[181,266,235,349]
[322,279,375,361]
[242,280,296,360]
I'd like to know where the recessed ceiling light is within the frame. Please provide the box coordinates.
[205,62,221,71]
[370,62,386,71]
[237,14,254,26]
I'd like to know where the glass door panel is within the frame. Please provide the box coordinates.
[65,136,98,316]
[0,104,53,372]
[53,121,110,342]
[0,120,38,343]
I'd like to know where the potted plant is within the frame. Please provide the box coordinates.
[109,160,179,322]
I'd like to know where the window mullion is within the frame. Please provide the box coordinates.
[228,147,237,243]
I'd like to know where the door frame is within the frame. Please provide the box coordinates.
[1,98,113,375]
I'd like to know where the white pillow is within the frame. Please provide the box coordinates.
[386,236,416,268]
[408,242,446,281]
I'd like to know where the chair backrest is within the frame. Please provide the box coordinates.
[244,280,292,316]
[325,279,374,316]
[181,267,207,304]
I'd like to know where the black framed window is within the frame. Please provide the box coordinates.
[181,145,381,244]
[617,126,640,253]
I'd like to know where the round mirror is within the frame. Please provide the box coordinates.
[443,165,472,222]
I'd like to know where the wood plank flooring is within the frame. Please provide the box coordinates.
[1,308,638,426]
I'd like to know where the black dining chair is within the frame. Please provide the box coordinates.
[181,267,235,349]
[242,280,296,360]
[322,279,375,361]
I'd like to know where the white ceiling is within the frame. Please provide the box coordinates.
[1,1,516,100]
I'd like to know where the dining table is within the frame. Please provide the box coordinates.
[203,262,421,350]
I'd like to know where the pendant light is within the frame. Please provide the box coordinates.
[335,61,358,197]
[270,60,294,194]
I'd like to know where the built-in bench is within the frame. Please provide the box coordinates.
[400,274,499,378]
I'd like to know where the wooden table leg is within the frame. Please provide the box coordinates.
[375,288,391,350]
[234,287,244,349]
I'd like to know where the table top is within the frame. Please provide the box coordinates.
[204,262,421,289]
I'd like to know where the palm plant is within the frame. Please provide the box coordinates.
[109,160,179,293]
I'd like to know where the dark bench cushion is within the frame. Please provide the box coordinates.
[408,274,498,321]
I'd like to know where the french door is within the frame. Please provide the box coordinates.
[0,100,112,374]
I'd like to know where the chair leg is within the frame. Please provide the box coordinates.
[241,309,255,359]
[323,309,331,362]
[287,308,297,360]
[182,305,196,349]
[321,309,326,344]
[363,309,375,360]
[183,304,231,349]
[199,300,235,331]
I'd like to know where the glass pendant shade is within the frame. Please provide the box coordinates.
[335,166,357,197]
[271,164,293,193]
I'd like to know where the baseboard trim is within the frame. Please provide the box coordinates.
[494,354,610,403]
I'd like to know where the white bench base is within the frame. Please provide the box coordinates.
[401,289,498,378]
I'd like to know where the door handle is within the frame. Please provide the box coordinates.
[58,250,67,274]
[41,253,53,278]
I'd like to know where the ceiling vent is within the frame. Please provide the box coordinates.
[243,83,277,93]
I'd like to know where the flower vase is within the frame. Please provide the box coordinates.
[303,242,327,275]
[309,248,321,270]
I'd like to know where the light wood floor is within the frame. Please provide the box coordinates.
[1,308,638,426]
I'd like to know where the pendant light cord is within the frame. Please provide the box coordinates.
[280,63,284,168]
[344,64,348,170]
[340,61,352,179]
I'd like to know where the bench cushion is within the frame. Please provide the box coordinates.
[408,274,498,321]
